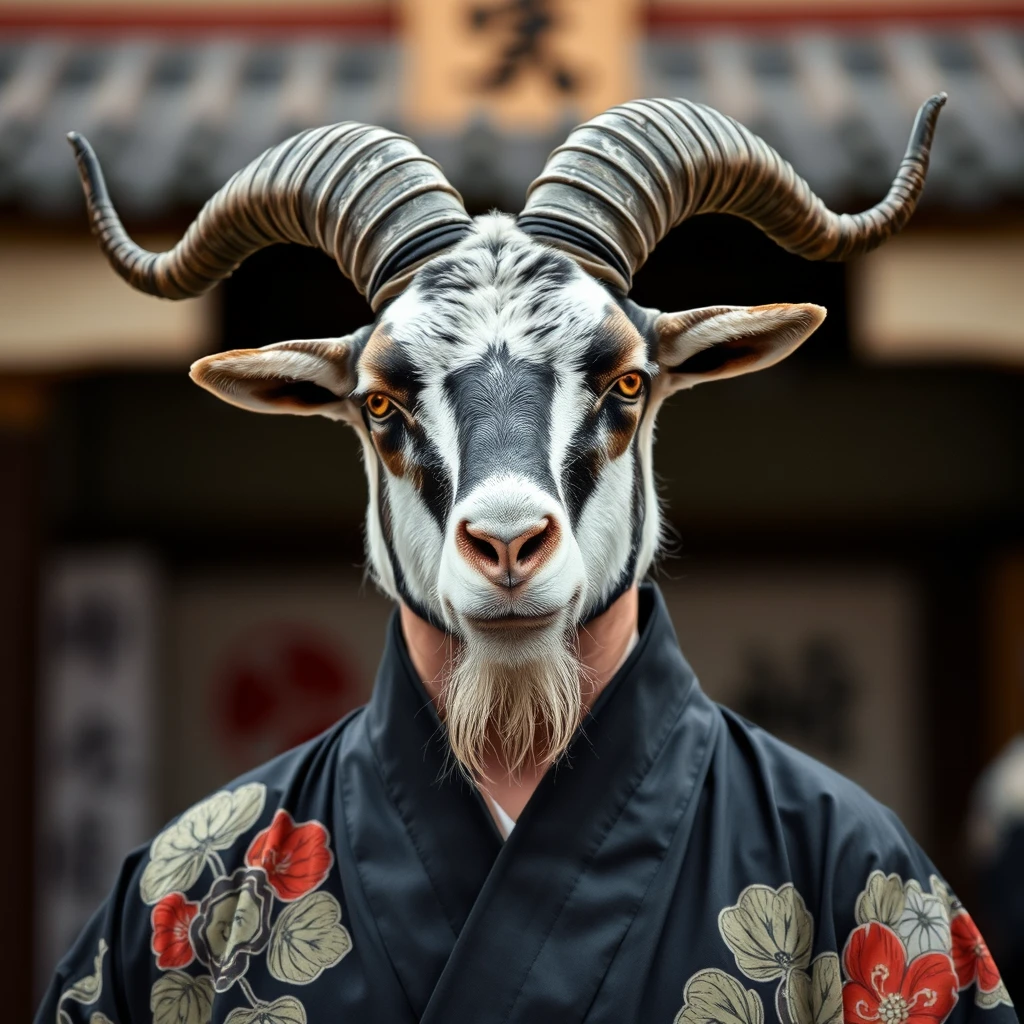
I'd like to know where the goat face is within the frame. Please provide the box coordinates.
[192,214,825,658]
[70,95,937,771]
[358,216,650,655]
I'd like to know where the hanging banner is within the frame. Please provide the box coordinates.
[167,575,391,817]
[662,571,924,837]
[34,549,159,992]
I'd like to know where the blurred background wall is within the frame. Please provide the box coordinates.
[2,0,1023,1014]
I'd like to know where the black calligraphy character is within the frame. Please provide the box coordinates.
[67,716,122,786]
[469,0,580,93]
[735,637,856,758]
[52,592,128,674]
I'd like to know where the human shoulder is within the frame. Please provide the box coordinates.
[36,711,364,1023]
[716,702,909,851]
[141,707,364,899]
[708,706,1016,1023]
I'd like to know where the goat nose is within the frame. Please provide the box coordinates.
[457,517,559,588]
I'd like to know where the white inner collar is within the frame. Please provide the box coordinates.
[481,791,517,839]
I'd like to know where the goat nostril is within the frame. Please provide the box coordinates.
[516,529,547,563]
[468,533,500,566]
[510,517,557,570]
[459,517,556,582]
[459,520,507,570]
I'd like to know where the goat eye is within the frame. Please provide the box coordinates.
[366,393,392,418]
[615,373,643,399]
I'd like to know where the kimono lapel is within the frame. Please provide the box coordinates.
[420,585,719,1022]
[335,619,502,1018]
[337,583,718,1023]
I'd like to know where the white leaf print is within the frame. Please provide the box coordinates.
[718,883,813,981]
[976,980,1014,1010]
[140,783,267,904]
[150,971,215,1024]
[224,996,308,1024]
[929,874,961,921]
[674,968,764,1024]
[58,938,108,1013]
[783,953,843,1024]
[267,891,352,984]
[89,1015,113,1024]
[854,871,905,928]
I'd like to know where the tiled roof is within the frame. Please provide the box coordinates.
[645,26,1024,209]
[1,26,1023,218]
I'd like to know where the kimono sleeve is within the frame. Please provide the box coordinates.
[34,847,158,1024]
[834,809,1018,1024]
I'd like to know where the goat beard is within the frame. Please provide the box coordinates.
[441,632,587,782]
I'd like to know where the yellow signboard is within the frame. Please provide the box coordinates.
[402,0,639,131]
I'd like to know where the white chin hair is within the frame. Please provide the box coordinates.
[441,630,585,781]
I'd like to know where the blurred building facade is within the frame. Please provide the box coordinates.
[2,0,1023,1016]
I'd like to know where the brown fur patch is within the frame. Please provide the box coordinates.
[605,406,640,461]
[372,424,409,479]
[377,446,407,479]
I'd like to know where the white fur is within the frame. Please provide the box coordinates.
[194,217,824,647]
[192,216,825,776]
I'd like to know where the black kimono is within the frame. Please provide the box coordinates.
[37,584,1018,1024]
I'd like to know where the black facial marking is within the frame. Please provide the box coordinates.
[415,259,479,297]
[561,390,647,528]
[625,435,645,581]
[365,411,407,472]
[580,431,646,623]
[514,252,573,290]
[368,335,422,397]
[367,395,453,529]
[524,322,556,341]
[409,430,454,530]
[560,428,602,529]
[377,466,445,628]
[578,318,630,382]
[445,344,558,502]
[378,462,396,552]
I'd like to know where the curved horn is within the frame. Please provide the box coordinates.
[68,122,473,311]
[517,94,946,293]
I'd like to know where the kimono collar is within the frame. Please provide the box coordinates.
[350,581,718,1020]
[365,581,694,804]
[362,579,709,886]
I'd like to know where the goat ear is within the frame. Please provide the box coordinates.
[190,334,363,420]
[654,303,826,389]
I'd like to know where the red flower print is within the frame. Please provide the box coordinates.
[843,922,958,1024]
[950,912,1001,993]
[245,809,333,901]
[151,892,198,969]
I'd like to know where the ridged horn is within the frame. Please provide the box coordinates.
[517,94,946,293]
[68,122,473,311]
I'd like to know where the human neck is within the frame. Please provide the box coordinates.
[400,587,640,820]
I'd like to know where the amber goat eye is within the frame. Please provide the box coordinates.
[366,393,392,418]
[616,373,643,399]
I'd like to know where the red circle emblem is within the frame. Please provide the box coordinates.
[213,624,362,771]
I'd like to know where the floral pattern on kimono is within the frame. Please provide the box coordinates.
[55,783,352,1024]
[675,873,1011,1024]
